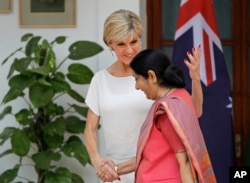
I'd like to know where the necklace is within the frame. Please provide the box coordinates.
[162,87,172,97]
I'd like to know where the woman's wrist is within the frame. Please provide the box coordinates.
[92,156,105,171]
[114,164,118,175]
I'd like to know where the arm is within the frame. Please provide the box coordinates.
[157,113,194,182]
[185,45,203,117]
[107,157,136,176]
[84,109,102,170]
[175,151,194,183]
[84,109,119,181]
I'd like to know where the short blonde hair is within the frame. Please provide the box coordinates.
[103,9,144,45]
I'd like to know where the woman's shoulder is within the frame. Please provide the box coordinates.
[154,89,191,108]
[161,88,194,112]
[91,69,109,79]
[167,88,192,101]
[88,70,109,87]
[170,88,190,96]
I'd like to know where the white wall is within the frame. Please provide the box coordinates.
[0,0,146,182]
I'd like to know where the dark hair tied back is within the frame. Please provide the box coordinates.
[130,48,186,88]
[163,65,186,88]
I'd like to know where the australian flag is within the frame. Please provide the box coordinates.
[172,0,235,182]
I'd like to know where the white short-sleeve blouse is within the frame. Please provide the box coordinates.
[86,69,153,160]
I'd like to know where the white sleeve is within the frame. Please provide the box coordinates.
[85,73,100,116]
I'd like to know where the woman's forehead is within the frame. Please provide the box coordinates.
[115,33,140,43]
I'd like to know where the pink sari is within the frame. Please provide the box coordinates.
[136,89,216,183]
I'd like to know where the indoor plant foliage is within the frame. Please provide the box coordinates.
[0,33,103,183]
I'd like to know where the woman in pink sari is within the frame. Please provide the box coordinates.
[129,48,216,183]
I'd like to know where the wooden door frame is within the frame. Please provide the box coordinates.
[146,0,162,49]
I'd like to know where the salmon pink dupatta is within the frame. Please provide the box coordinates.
[136,93,216,183]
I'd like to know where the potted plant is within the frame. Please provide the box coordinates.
[0,33,103,183]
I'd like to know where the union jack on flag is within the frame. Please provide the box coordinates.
[172,0,235,182]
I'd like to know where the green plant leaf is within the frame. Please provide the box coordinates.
[15,109,33,125]
[43,117,66,136]
[15,57,33,72]
[67,89,85,103]
[44,168,72,183]
[65,116,86,133]
[2,89,24,104]
[32,152,50,169]
[21,33,34,42]
[56,106,64,115]
[44,102,60,115]
[9,74,36,91]
[45,103,65,116]
[54,72,65,80]
[67,63,94,84]
[41,41,57,71]
[71,173,84,183]
[28,66,51,76]
[11,129,30,156]
[29,83,54,107]
[50,78,71,93]
[0,168,18,183]
[62,136,90,166]
[32,151,61,169]
[42,39,51,48]
[71,104,88,117]
[68,41,103,60]
[0,106,12,120]
[25,36,41,57]
[1,47,22,66]
[66,135,82,142]
[33,46,44,65]
[0,127,16,145]
[37,78,52,87]
[50,151,61,161]
[44,133,64,149]
[45,49,56,71]
[51,36,67,44]
[7,57,33,78]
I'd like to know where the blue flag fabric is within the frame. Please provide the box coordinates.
[172,1,235,183]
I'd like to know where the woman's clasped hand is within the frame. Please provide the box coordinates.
[96,159,120,182]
